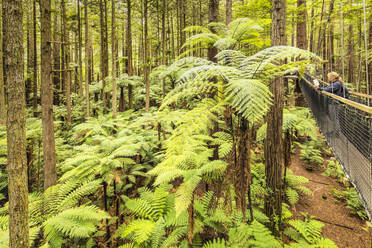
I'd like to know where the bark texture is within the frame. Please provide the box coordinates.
[0,5,5,125]
[264,0,286,234]
[208,0,219,62]
[3,0,29,246]
[112,0,117,118]
[84,0,90,117]
[144,0,150,112]
[226,0,232,25]
[126,0,134,109]
[99,0,109,113]
[41,0,57,190]
[295,0,307,107]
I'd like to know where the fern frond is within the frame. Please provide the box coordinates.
[226,79,272,123]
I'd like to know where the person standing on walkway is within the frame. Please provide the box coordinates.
[314,71,349,98]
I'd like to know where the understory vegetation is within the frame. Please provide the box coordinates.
[1,0,371,247]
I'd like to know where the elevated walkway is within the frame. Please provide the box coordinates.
[299,73,372,218]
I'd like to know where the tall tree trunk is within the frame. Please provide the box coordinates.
[328,24,334,72]
[144,0,150,112]
[112,0,117,118]
[33,0,38,117]
[3,0,29,246]
[62,0,71,125]
[84,0,90,117]
[162,0,166,98]
[295,0,307,107]
[52,3,61,106]
[41,0,57,190]
[264,0,286,234]
[226,0,232,25]
[296,0,307,49]
[208,0,219,62]
[0,5,5,125]
[347,24,354,86]
[26,7,31,104]
[99,0,109,113]
[127,0,134,109]
[77,0,83,97]
[309,7,314,52]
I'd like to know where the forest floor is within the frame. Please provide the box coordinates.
[290,147,371,248]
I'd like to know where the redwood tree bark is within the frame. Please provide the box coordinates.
[0,5,5,125]
[126,0,134,109]
[52,3,61,105]
[99,0,109,113]
[296,0,307,49]
[226,0,232,25]
[162,0,166,98]
[112,0,117,118]
[264,0,286,234]
[41,0,57,190]
[347,24,354,86]
[3,0,29,246]
[144,0,150,112]
[77,0,83,97]
[62,0,72,125]
[295,0,307,107]
[33,0,38,117]
[84,0,90,117]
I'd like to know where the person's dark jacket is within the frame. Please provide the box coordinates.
[319,81,349,98]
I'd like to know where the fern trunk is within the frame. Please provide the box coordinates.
[235,118,252,220]
[207,0,219,62]
[188,194,194,247]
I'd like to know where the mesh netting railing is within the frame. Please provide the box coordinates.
[300,73,372,217]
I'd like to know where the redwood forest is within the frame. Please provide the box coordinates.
[0,0,372,247]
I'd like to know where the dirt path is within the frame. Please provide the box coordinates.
[289,148,371,248]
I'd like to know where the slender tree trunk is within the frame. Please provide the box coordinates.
[26,7,31,104]
[162,0,166,98]
[309,7,314,52]
[62,0,71,125]
[52,3,61,106]
[3,0,29,246]
[41,0,57,190]
[296,0,307,49]
[0,5,5,125]
[317,0,325,55]
[264,0,286,234]
[226,0,232,25]
[77,0,83,97]
[127,0,134,109]
[295,0,307,107]
[99,0,109,113]
[144,0,150,112]
[328,24,334,72]
[112,0,117,118]
[347,24,354,85]
[84,0,90,117]
[208,0,219,62]
[33,0,38,117]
